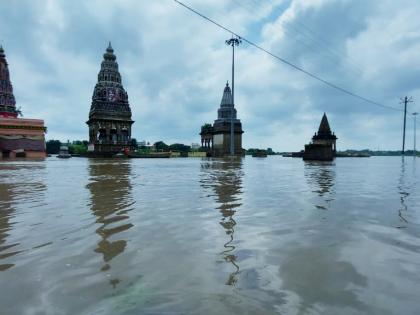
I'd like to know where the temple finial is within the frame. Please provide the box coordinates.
[107,41,113,52]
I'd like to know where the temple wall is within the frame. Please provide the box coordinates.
[0,118,46,156]
[0,138,45,151]
[0,129,45,136]
[25,151,46,158]
[0,150,45,159]
[0,118,45,127]
[303,144,334,161]
[88,143,133,154]
[212,132,243,157]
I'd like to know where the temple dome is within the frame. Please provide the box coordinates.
[103,42,116,61]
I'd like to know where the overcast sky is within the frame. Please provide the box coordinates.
[1,0,420,151]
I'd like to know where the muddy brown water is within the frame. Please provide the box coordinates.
[0,156,419,314]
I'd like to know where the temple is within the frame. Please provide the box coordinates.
[86,43,134,156]
[200,82,244,157]
[303,113,337,161]
[0,46,46,159]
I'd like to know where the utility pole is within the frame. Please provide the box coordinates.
[401,96,413,155]
[226,36,241,156]
[414,112,418,157]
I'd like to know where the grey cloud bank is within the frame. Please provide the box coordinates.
[1,0,419,151]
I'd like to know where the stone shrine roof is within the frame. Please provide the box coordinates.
[318,113,332,135]
[313,113,337,140]
[214,82,240,125]
[220,82,233,107]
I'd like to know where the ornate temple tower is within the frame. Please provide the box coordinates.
[87,43,134,155]
[211,82,243,156]
[0,46,46,159]
[0,46,18,118]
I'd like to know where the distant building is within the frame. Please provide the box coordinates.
[303,113,337,161]
[0,46,46,159]
[200,82,244,157]
[86,43,134,156]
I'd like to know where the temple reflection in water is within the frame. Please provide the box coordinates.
[200,158,243,286]
[0,163,46,271]
[86,159,134,286]
[304,161,336,210]
[0,182,19,271]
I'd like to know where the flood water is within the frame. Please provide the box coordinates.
[0,156,419,315]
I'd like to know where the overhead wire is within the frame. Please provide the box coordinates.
[265,0,365,74]
[173,0,408,113]
[235,0,365,76]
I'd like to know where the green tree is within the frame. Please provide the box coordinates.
[169,143,191,152]
[46,140,61,154]
[68,144,87,155]
[131,138,138,149]
[154,141,169,152]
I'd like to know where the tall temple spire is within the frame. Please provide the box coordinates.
[214,82,238,123]
[0,45,18,118]
[0,45,46,158]
[220,81,233,107]
[318,112,332,135]
[87,43,134,155]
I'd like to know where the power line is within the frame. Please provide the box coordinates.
[264,0,365,74]
[173,0,405,113]
[230,0,361,75]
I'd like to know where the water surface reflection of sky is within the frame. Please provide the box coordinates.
[0,156,419,314]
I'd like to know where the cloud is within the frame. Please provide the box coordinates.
[0,0,419,150]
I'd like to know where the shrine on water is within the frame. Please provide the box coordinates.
[86,43,134,156]
[200,82,244,157]
[303,113,337,161]
[0,45,46,159]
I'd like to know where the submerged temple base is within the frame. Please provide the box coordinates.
[303,143,334,161]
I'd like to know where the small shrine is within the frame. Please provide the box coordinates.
[86,43,134,156]
[200,82,244,157]
[303,113,337,161]
[0,46,46,159]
